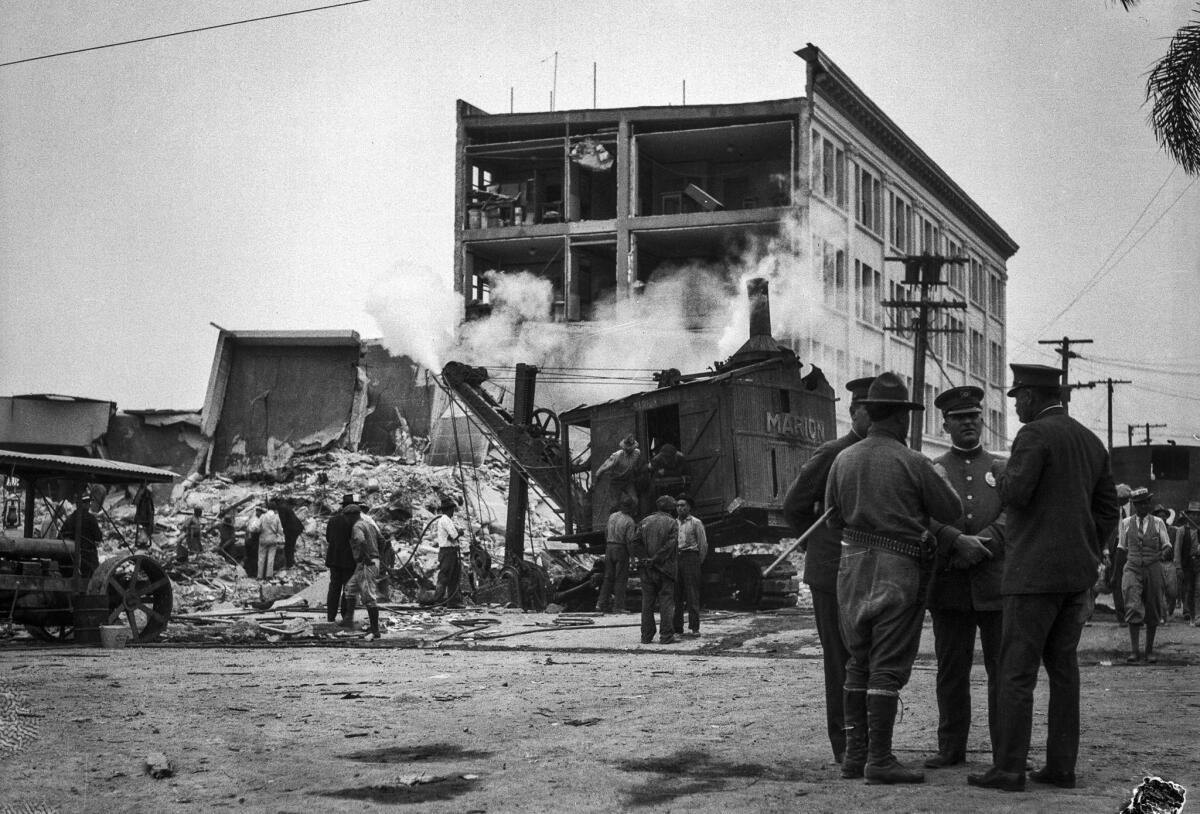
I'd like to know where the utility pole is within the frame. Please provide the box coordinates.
[882,253,968,452]
[1038,336,1092,415]
[1128,422,1166,447]
[1078,377,1132,452]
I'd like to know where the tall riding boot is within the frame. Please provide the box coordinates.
[1145,625,1157,662]
[1127,623,1142,662]
[841,688,868,779]
[864,692,924,784]
[341,596,357,629]
[367,607,380,640]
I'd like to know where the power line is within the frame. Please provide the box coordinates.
[1030,169,1175,340]
[1081,354,1200,378]
[1033,177,1198,334]
[0,0,370,68]
[1132,381,1200,404]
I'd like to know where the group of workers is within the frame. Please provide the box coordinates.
[594,491,708,644]
[593,433,708,642]
[784,363,1120,792]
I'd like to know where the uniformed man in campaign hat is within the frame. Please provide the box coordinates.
[824,372,964,784]
[923,386,1006,770]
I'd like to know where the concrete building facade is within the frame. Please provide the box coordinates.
[453,44,1017,453]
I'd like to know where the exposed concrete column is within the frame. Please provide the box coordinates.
[564,236,578,321]
[615,118,632,299]
[453,101,470,296]
[795,103,810,204]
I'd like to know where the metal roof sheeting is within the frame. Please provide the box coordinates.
[0,449,177,484]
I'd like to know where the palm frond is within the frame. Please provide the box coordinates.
[1146,13,1200,175]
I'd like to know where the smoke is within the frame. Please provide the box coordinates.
[365,262,457,370]
[367,209,837,413]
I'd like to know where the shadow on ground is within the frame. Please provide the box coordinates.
[343,742,494,762]
[615,748,820,807]
[316,776,479,805]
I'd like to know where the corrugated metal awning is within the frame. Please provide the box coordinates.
[0,449,176,484]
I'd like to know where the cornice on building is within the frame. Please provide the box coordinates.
[796,43,1019,261]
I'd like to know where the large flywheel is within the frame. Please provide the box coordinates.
[88,554,173,642]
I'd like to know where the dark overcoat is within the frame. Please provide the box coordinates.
[781,430,861,594]
[997,406,1120,595]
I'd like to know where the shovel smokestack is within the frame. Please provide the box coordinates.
[721,277,784,370]
[747,277,771,338]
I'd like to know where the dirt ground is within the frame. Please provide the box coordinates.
[1,605,1197,814]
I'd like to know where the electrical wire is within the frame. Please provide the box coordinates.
[1032,176,1197,335]
[1,1,369,68]
[1081,354,1200,378]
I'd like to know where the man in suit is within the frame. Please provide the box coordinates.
[923,386,1006,770]
[968,364,1120,793]
[782,375,874,766]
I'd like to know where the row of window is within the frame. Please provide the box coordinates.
[807,332,1008,447]
[805,354,1006,445]
[812,129,1006,322]
[815,236,1002,385]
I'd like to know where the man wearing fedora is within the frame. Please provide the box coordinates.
[825,372,964,784]
[325,493,361,626]
[782,375,874,766]
[969,363,1119,793]
[1118,488,1172,662]
[923,386,1007,771]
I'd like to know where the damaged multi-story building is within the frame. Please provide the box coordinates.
[453,44,1018,452]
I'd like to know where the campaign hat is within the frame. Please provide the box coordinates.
[1007,363,1062,396]
[934,385,984,416]
[859,371,923,410]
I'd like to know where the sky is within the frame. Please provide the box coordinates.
[2,0,1198,447]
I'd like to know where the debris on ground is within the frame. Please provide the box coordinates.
[144,752,174,779]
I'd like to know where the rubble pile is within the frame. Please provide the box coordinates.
[8,447,589,642]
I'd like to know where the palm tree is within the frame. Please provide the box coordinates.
[1123,0,1200,174]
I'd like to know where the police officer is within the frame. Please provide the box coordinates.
[969,364,1119,792]
[782,375,874,766]
[923,386,1006,770]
